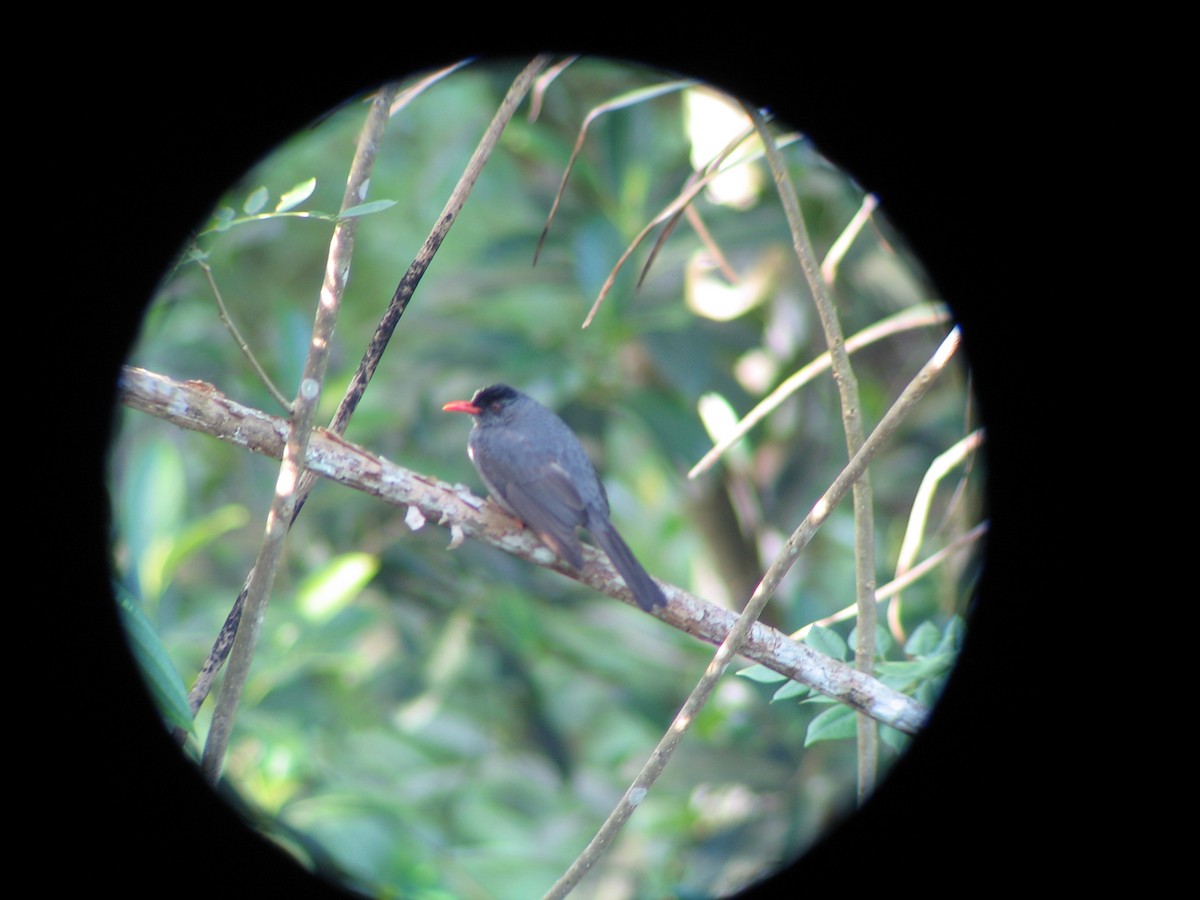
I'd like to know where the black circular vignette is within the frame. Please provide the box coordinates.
[63,38,1049,898]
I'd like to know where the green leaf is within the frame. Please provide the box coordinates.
[915,675,949,707]
[276,177,317,212]
[736,663,787,683]
[876,652,955,686]
[905,620,942,657]
[180,245,208,265]
[805,704,857,746]
[936,615,966,654]
[805,624,848,661]
[772,679,809,702]
[243,185,269,214]
[120,435,186,601]
[116,586,193,732]
[875,623,895,658]
[210,206,236,231]
[338,199,397,219]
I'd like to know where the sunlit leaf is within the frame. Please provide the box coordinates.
[296,552,380,622]
[276,177,317,212]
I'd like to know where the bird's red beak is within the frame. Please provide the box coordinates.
[442,399,481,415]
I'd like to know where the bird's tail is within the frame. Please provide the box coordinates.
[590,522,667,612]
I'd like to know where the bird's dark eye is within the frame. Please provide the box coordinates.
[490,401,503,412]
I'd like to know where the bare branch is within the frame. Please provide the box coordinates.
[580,129,801,329]
[687,302,953,479]
[637,119,756,289]
[196,251,293,412]
[749,105,880,799]
[198,82,397,783]
[821,192,879,285]
[888,428,986,643]
[533,78,696,267]
[327,54,553,439]
[117,365,929,737]
[796,520,988,639]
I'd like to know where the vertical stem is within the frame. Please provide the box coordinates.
[746,105,879,799]
[199,84,398,782]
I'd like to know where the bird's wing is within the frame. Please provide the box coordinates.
[471,426,586,568]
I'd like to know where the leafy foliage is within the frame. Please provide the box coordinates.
[735,615,966,752]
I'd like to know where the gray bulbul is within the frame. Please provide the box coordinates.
[443,384,667,611]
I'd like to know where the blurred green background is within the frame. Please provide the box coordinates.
[109,57,982,898]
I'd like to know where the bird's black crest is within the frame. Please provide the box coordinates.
[472,383,519,411]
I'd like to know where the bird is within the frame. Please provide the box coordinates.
[442,384,667,611]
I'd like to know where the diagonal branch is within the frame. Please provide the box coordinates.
[579,129,802,329]
[533,77,696,267]
[541,328,961,897]
[196,253,293,412]
[118,365,929,736]
[325,54,552,442]
[688,302,953,479]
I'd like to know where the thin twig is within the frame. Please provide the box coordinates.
[533,78,697,266]
[888,428,985,643]
[186,83,397,735]
[388,59,473,118]
[821,193,879,286]
[195,251,293,412]
[197,83,395,783]
[748,104,878,800]
[795,520,988,639]
[681,201,739,283]
[636,120,757,289]
[324,54,552,442]
[528,55,579,122]
[687,303,952,479]
[580,131,802,328]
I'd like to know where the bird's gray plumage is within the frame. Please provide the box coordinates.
[446,384,666,611]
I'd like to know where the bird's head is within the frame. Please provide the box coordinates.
[442,383,522,422]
